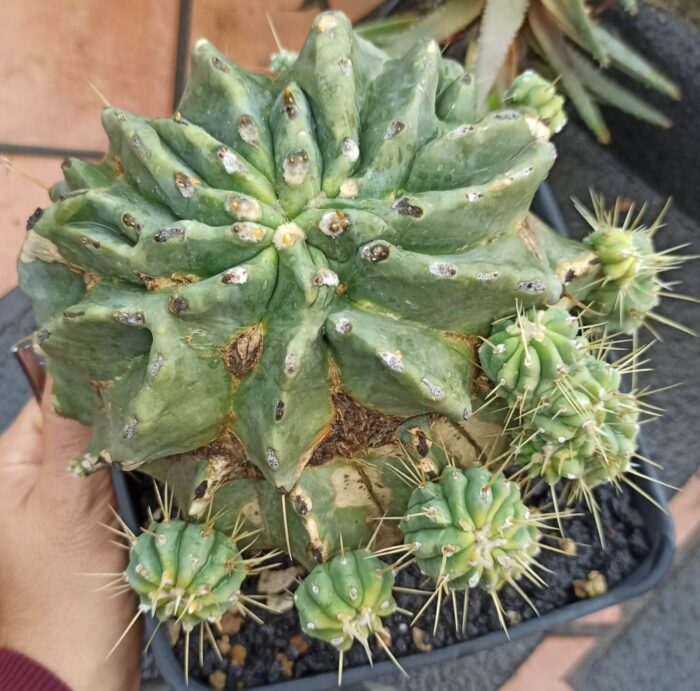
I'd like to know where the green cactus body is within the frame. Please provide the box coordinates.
[580,207,660,334]
[294,549,395,650]
[17,8,599,550]
[400,466,540,592]
[478,305,640,489]
[505,70,567,135]
[516,356,639,487]
[126,518,246,629]
[479,307,584,405]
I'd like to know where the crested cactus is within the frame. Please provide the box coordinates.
[17,9,688,680]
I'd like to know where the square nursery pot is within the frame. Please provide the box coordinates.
[107,184,675,691]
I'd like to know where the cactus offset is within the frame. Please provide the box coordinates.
[400,466,540,592]
[505,70,567,135]
[126,518,247,629]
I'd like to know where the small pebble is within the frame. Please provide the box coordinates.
[289,634,309,654]
[221,611,243,635]
[217,635,231,657]
[208,670,226,690]
[412,627,432,652]
[229,643,247,668]
[573,570,608,599]
[276,652,294,678]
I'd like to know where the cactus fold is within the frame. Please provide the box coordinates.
[294,549,395,650]
[126,518,247,629]
[400,466,540,591]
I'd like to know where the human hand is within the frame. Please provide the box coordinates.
[0,382,141,691]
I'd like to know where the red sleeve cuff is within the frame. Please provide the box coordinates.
[0,647,71,691]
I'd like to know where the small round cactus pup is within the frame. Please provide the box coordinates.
[479,306,585,405]
[126,518,248,627]
[123,516,258,680]
[505,70,567,135]
[575,194,691,335]
[294,549,401,681]
[400,465,541,632]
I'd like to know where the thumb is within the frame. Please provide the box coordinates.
[36,376,113,510]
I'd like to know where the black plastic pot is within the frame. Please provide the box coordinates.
[109,184,675,691]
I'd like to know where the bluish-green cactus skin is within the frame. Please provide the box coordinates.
[126,518,247,629]
[400,466,540,592]
[19,10,677,645]
[19,9,595,505]
[294,549,395,651]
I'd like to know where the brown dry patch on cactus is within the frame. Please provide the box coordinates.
[223,323,264,378]
[191,429,262,482]
[516,216,545,262]
[308,391,403,466]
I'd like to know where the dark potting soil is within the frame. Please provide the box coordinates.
[127,474,650,689]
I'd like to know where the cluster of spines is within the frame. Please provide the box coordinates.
[576,194,695,336]
[478,305,644,505]
[393,463,544,634]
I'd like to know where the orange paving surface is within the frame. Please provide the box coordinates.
[0,0,178,152]
[1,157,64,299]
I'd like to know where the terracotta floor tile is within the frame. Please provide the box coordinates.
[0,156,65,299]
[0,1,179,152]
[501,635,596,691]
[569,605,623,628]
[190,0,318,73]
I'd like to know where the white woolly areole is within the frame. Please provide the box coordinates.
[341,137,359,162]
[379,350,404,372]
[218,148,245,174]
[316,14,339,32]
[274,223,306,249]
[226,195,261,221]
[319,211,348,237]
[233,222,265,243]
[338,178,359,199]
[237,118,259,146]
[222,267,249,285]
[282,152,309,186]
[20,230,65,264]
[312,268,339,287]
[526,116,551,144]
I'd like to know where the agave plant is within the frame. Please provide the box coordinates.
[357,0,680,143]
